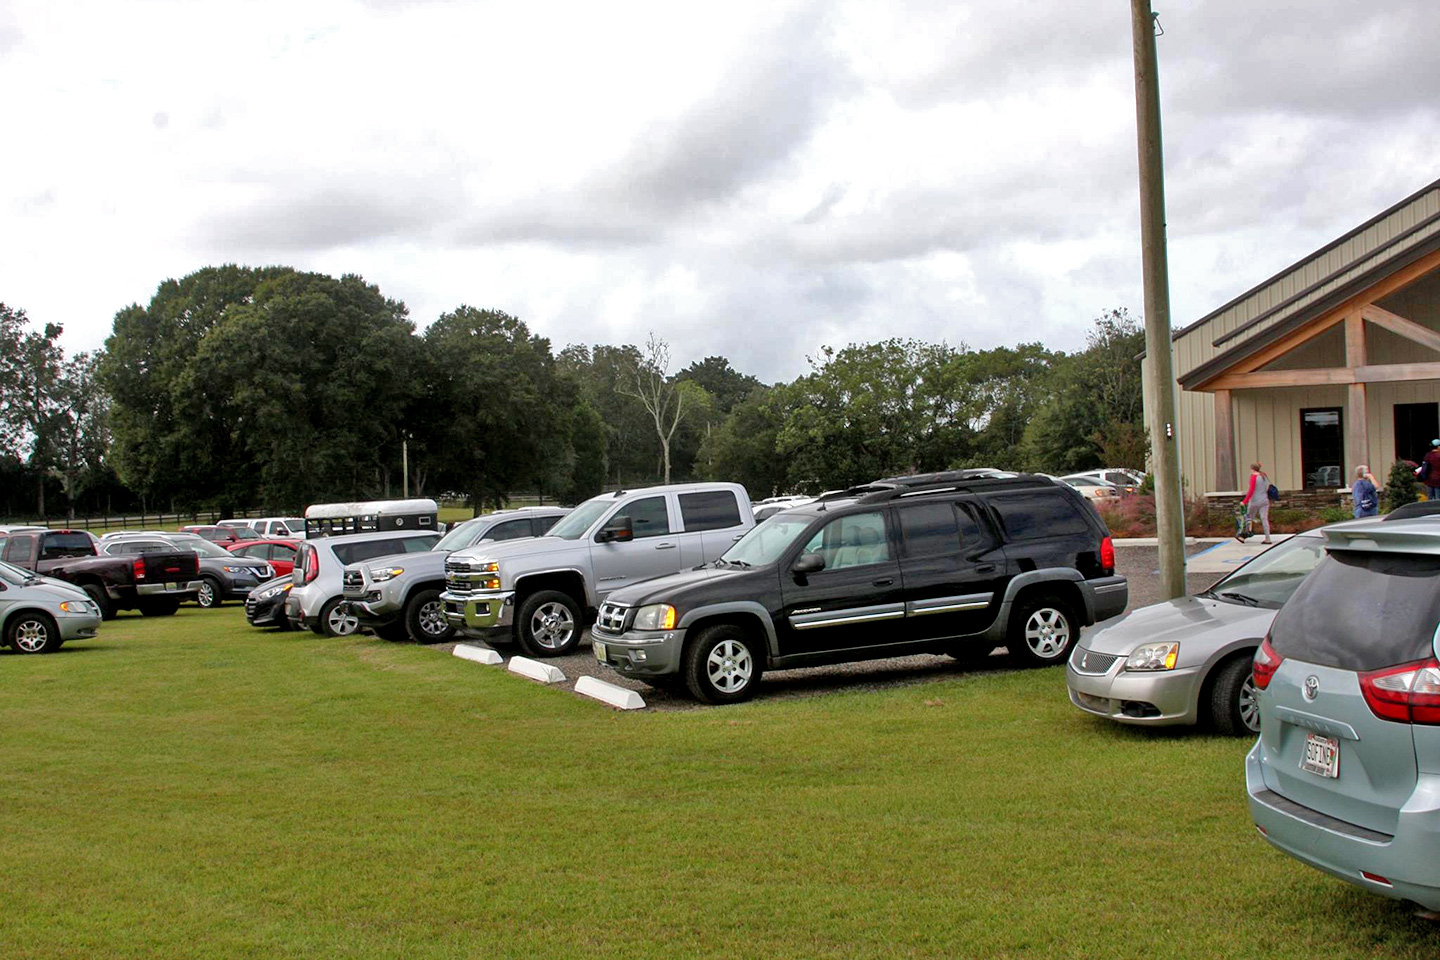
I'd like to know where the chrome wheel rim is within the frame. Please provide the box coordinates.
[1024,608,1071,660]
[14,619,48,653]
[706,639,753,694]
[529,602,575,650]
[1239,674,1261,732]
[327,604,359,636]
[197,581,217,607]
[417,600,449,638]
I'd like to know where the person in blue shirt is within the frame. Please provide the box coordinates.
[1352,465,1379,518]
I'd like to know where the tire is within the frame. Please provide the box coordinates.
[82,583,116,621]
[404,589,454,645]
[196,576,224,609]
[1210,655,1262,736]
[374,622,410,643]
[515,590,582,657]
[7,611,62,654]
[139,597,180,617]
[1009,595,1078,667]
[316,598,359,637]
[683,624,763,705]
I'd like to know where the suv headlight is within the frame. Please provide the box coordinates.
[1125,642,1180,671]
[370,567,405,582]
[221,565,252,574]
[633,604,678,631]
[58,600,92,614]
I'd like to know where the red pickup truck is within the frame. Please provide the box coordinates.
[0,529,202,619]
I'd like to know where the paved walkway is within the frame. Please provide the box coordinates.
[1179,534,1293,574]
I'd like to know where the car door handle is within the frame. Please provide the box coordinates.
[873,577,894,586]
[655,543,676,550]
[975,563,997,574]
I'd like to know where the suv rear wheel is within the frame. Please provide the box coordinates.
[684,624,763,704]
[1009,595,1077,667]
[516,590,582,657]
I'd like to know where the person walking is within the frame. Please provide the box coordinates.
[1421,440,1440,501]
[1352,465,1379,519]
[1241,461,1272,544]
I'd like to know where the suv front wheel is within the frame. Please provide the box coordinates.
[684,624,763,704]
[1009,595,1077,667]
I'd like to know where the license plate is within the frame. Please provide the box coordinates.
[1301,733,1340,778]
[593,640,608,662]
[166,583,182,592]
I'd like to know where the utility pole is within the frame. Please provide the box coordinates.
[1131,0,1187,598]
[401,437,409,499]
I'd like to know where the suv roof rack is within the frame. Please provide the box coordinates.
[813,471,1055,506]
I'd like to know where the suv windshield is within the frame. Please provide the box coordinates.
[545,499,611,541]
[721,515,815,567]
[1203,534,1326,609]
[171,538,233,558]
[434,519,487,552]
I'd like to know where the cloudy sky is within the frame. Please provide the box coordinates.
[2,0,1438,382]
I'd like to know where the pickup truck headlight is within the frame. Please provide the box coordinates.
[1125,642,1180,671]
[471,561,500,574]
[370,567,405,582]
[633,604,678,631]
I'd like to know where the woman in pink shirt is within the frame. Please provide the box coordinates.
[1241,461,1272,544]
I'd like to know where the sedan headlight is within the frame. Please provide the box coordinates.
[1126,642,1180,671]
[370,567,405,582]
[257,582,293,601]
[632,603,678,631]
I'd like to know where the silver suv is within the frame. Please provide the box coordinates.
[1248,515,1440,911]
[441,483,753,657]
[286,531,441,636]
[342,508,568,644]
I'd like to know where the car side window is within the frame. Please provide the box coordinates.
[4,534,35,562]
[624,497,671,539]
[678,491,743,532]
[801,511,890,570]
[269,544,297,563]
[533,515,562,536]
[400,536,441,553]
[486,520,533,542]
[897,502,962,559]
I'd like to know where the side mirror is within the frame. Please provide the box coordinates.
[597,515,634,544]
[792,553,825,575]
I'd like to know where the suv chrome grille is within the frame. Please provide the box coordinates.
[1071,647,1120,675]
[596,602,628,634]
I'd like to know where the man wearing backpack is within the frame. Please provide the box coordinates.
[1420,440,1440,501]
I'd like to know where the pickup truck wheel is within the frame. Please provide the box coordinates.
[139,598,180,617]
[1209,655,1262,736]
[8,611,61,654]
[82,584,116,621]
[1009,595,1077,667]
[684,624,763,705]
[405,589,454,644]
[516,590,581,656]
[196,576,224,609]
[317,598,360,637]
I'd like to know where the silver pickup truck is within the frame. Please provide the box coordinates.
[441,482,753,657]
[341,507,569,643]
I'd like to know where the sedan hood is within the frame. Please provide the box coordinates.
[1082,595,1276,656]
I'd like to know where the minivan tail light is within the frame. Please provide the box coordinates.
[132,557,146,581]
[1359,659,1440,725]
[1099,536,1115,575]
[1252,636,1282,690]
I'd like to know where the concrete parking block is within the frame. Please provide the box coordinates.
[508,656,566,684]
[453,644,503,665]
[575,676,646,710]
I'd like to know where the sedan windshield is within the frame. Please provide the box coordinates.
[721,515,815,567]
[1204,534,1327,609]
[545,499,612,541]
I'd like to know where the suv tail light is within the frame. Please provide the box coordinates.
[302,546,319,584]
[133,557,147,581]
[1252,636,1283,690]
[1100,536,1115,575]
[1359,659,1440,725]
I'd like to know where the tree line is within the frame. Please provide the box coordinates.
[0,265,1146,520]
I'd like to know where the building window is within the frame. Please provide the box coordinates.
[1300,407,1343,489]
[1395,403,1439,463]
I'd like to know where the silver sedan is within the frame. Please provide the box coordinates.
[1066,531,1326,735]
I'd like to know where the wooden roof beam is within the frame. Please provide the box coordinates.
[1360,303,1440,355]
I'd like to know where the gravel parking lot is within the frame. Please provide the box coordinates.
[442,541,1225,710]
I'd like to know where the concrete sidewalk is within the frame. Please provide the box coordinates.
[1114,533,1294,574]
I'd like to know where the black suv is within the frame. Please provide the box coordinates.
[591,472,1128,703]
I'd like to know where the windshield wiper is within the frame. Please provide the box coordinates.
[1217,590,1261,607]
[726,559,751,568]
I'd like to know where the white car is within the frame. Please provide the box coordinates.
[286,530,442,636]
[1066,469,1144,494]
[226,517,307,538]
[1058,475,1119,501]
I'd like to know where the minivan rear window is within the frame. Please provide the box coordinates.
[1269,551,1440,672]
[989,491,1089,541]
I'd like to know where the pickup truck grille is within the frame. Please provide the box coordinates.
[596,602,628,634]
[446,561,473,575]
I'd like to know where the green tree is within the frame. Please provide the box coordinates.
[675,356,762,414]
[1,314,66,514]
[698,387,785,497]
[619,333,689,484]
[48,351,111,522]
[563,402,608,504]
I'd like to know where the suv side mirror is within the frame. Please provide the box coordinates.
[792,553,825,575]
[596,515,634,544]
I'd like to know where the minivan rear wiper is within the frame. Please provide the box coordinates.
[1217,590,1261,607]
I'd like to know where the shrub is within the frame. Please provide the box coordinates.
[1384,459,1420,511]
[1318,506,1352,524]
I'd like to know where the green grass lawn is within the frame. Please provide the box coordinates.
[2,610,1436,958]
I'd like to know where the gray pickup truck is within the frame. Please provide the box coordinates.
[441,483,753,657]
[341,507,569,643]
